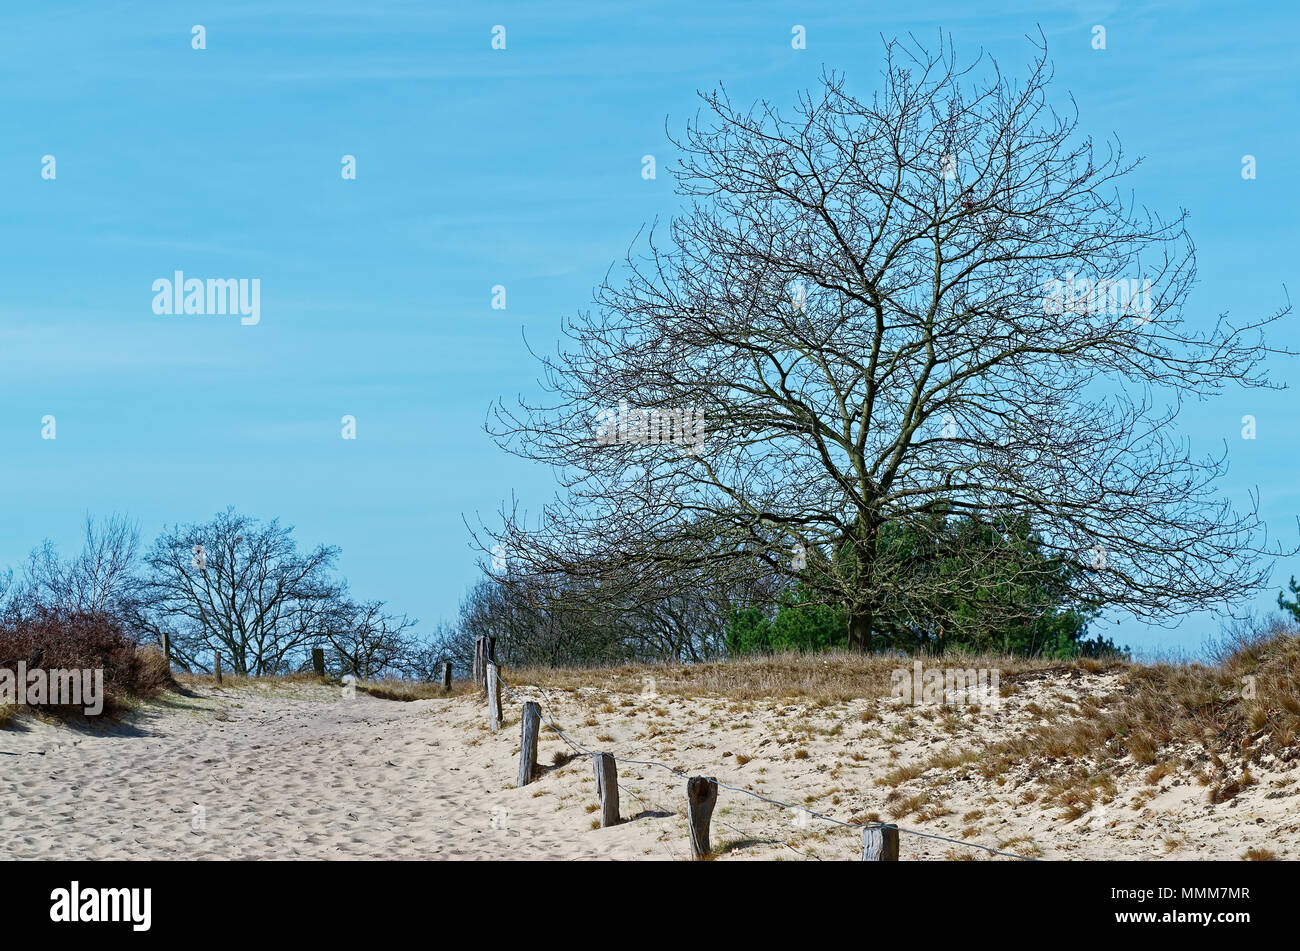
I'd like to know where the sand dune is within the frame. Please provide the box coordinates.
[3,671,1297,860]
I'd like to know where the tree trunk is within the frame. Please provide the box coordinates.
[847,520,878,653]
[848,605,873,653]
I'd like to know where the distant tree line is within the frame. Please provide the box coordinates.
[1,510,438,679]
[452,510,1127,666]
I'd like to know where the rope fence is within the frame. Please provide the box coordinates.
[469,638,1036,862]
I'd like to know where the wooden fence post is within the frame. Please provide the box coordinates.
[160,631,170,666]
[441,661,452,691]
[487,663,503,731]
[687,776,718,860]
[593,753,619,828]
[214,651,222,686]
[517,701,541,787]
[488,636,497,664]
[312,648,325,678]
[861,823,900,861]
[473,637,485,688]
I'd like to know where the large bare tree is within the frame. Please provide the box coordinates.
[143,508,341,674]
[485,34,1293,651]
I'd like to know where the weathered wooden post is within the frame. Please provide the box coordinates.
[687,776,718,860]
[517,701,541,787]
[487,663,503,731]
[311,648,325,678]
[593,753,620,828]
[487,636,497,664]
[473,637,486,688]
[160,631,170,666]
[861,823,900,861]
[441,661,452,691]
[214,651,223,686]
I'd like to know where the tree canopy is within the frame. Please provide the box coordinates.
[484,34,1292,651]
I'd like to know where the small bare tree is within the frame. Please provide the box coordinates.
[485,34,1293,651]
[24,514,142,620]
[324,599,417,678]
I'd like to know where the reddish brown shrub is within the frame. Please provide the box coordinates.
[0,608,172,719]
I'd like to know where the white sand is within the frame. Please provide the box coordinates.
[3,674,1297,860]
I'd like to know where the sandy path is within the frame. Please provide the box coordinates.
[0,684,670,860]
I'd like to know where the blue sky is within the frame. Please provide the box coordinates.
[0,1,1296,658]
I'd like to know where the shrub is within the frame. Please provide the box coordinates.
[0,608,172,719]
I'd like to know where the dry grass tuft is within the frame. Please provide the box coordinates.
[1243,847,1277,861]
[550,749,574,769]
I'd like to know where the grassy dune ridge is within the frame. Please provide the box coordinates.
[323,626,1299,859]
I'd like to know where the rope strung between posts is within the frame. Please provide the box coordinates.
[496,674,688,860]
[493,671,1038,861]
